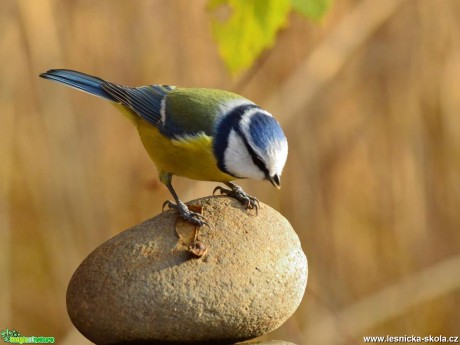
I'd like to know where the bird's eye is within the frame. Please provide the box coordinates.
[253,155,265,169]
[237,127,269,177]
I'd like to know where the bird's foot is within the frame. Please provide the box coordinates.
[213,182,260,214]
[162,200,209,227]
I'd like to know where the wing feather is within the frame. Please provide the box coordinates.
[101,82,173,127]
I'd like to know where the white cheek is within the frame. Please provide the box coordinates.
[224,130,265,180]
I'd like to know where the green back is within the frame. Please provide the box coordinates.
[165,88,249,136]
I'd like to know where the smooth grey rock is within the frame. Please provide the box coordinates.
[67,196,307,345]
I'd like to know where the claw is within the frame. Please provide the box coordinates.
[213,183,260,215]
[162,200,173,212]
[164,200,210,228]
[212,186,225,196]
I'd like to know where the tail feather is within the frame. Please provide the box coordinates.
[39,69,117,102]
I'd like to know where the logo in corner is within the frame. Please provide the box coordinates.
[1,329,55,344]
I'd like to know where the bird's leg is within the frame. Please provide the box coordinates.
[213,182,260,213]
[161,173,209,227]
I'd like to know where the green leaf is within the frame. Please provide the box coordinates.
[209,0,291,75]
[291,0,331,20]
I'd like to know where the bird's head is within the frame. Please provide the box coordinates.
[214,104,288,188]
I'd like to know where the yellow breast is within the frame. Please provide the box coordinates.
[136,119,234,182]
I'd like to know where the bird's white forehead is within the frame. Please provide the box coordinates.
[266,139,288,176]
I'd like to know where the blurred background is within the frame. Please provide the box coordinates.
[1,0,460,344]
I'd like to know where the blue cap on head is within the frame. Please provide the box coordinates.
[248,112,287,151]
[214,104,288,185]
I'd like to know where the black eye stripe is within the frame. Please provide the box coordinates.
[236,125,269,178]
[213,104,259,176]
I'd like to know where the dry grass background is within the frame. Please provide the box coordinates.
[1,0,460,344]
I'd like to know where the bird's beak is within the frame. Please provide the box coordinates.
[268,174,281,189]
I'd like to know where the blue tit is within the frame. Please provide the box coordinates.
[39,69,288,226]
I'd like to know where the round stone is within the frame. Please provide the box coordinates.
[67,196,307,345]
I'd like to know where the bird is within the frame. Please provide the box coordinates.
[39,69,288,227]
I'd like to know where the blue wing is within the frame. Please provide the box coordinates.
[101,82,175,126]
[40,69,175,128]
